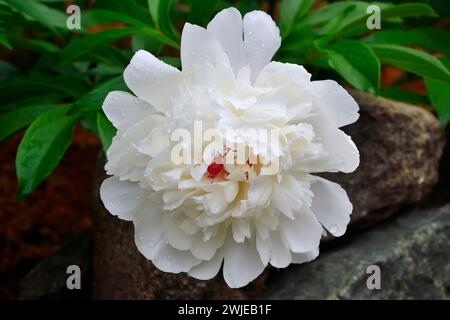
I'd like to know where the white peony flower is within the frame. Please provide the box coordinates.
[100,8,359,288]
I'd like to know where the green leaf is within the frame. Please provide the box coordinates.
[16,106,76,198]
[379,87,429,106]
[58,27,178,64]
[324,40,380,94]
[425,58,450,125]
[426,77,450,125]
[379,3,437,19]
[336,3,437,36]
[83,43,131,66]
[235,0,259,15]
[0,102,61,142]
[366,28,450,56]
[58,28,137,65]
[280,25,317,51]
[0,73,89,103]
[0,32,11,49]
[301,1,357,27]
[160,56,181,68]
[131,33,164,54]
[97,111,116,153]
[148,0,179,42]
[0,94,62,112]
[187,0,218,26]
[370,44,450,82]
[11,37,59,53]
[279,0,314,38]
[92,0,150,25]
[4,0,67,33]
[71,76,127,114]
[82,9,148,29]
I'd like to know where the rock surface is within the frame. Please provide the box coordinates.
[326,91,446,229]
[19,231,92,299]
[262,203,450,299]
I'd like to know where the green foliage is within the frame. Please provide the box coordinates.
[322,40,380,94]
[97,111,117,153]
[148,0,179,44]
[277,0,449,126]
[16,106,76,198]
[187,0,219,26]
[425,58,450,126]
[370,44,450,81]
[0,102,60,141]
[279,0,314,38]
[0,0,449,198]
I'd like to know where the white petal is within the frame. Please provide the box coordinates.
[243,10,281,81]
[133,196,165,260]
[190,231,223,260]
[207,8,245,74]
[309,114,360,173]
[268,231,291,268]
[279,210,322,253]
[188,249,224,280]
[256,233,270,265]
[247,175,273,208]
[224,181,239,202]
[100,177,144,221]
[102,91,152,130]
[223,237,265,288]
[105,114,162,181]
[291,246,319,264]
[124,50,180,112]
[181,23,230,71]
[256,231,291,268]
[163,213,192,251]
[152,242,201,273]
[312,80,359,127]
[310,176,352,237]
[255,61,311,87]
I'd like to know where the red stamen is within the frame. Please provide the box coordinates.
[207,163,224,178]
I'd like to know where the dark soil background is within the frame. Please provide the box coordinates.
[0,127,100,299]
